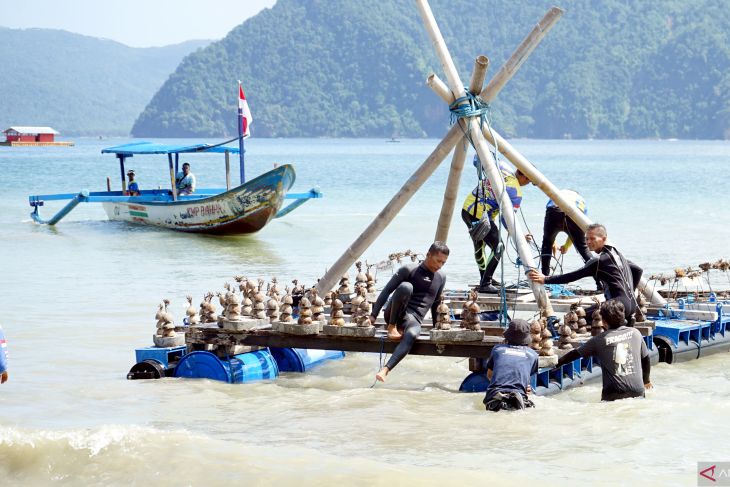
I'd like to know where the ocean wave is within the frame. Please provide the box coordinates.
[0,424,505,486]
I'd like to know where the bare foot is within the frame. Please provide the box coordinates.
[387,324,402,340]
[376,366,390,382]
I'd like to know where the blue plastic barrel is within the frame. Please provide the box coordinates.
[459,371,489,393]
[269,348,345,372]
[174,349,279,383]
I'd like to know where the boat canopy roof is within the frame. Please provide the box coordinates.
[101,141,241,156]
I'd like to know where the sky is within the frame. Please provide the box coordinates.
[0,0,276,47]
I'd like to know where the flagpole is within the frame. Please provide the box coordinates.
[238,80,245,184]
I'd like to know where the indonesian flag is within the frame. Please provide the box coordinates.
[238,82,253,137]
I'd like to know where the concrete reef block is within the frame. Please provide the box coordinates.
[538,355,559,368]
[273,321,320,335]
[153,334,185,348]
[219,318,269,332]
[322,324,376,337]
[429,329,485,342]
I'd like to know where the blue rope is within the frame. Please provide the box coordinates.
[449,91,491,124]
[450,90,491,146]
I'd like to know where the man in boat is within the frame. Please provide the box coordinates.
[125,170,140,196]
[527,223,643,321]
[534,189,601,291]
[0,325,8,384]
[369,241,449,382]
[555,299,652,401]
[175,163,196,195]
[462,155,531,294]
[483,319,538,412]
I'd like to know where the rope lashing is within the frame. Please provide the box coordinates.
[449,90,491,127]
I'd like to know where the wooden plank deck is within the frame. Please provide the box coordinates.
[187,325,504,359]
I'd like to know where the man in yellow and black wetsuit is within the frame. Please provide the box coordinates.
[461,155,530,293]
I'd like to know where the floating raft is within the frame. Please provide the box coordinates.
[127,291,730,397]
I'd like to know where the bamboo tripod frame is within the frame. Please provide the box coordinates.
[316,2,666,309]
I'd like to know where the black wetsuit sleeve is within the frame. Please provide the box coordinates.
[370,266,409,318]
[544,257,599,285]
[556,349,581,367]
[430,276,446,322]
[629,260,643,289]
[641,354,651,384]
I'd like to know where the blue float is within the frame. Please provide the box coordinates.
[269,348,345,372]
[174,349,279,383]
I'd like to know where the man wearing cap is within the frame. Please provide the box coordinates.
[462,155,530,294]
[126,170,140,196]
[483,319,538,412]
[556,299,652,401]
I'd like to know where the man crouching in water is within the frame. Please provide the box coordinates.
[369,242,448,382]
[556,299,652,401]
[483,319,538,412]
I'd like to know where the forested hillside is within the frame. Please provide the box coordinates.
[0,27,208,136]
[134,0,730,139]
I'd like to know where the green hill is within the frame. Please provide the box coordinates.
[0,27,209,136]
[132,0,730,139]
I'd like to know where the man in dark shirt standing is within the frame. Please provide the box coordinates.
[556,299,652,401]
[484,319,539,412]
[528,223,643,320]
[370,242,448,382]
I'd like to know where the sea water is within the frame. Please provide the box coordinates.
[0,138,729,486]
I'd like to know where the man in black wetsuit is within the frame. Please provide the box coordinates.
[556,299,652,401]
[528,223,643,320]
[369,241,448,382]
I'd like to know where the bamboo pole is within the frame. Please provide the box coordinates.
[426,73,453,103]
[434,55,488,242]
[225,151,231,190]
[415,0,553,315]
[468,55,489,96]
[434,142,467,242]
[480,6,564,103]
[315,124,463,295]
[479,126,666,305]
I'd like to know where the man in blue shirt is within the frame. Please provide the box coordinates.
[126,169,140,196]
[483,319,538,411]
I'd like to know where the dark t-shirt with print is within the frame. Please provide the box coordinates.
[578,326,649,401]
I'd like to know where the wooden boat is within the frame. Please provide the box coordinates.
[28,141,320,235]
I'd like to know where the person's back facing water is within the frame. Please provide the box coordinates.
[484,319,538,412]
[556,299,651,401]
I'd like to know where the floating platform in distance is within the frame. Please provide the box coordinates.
[0,141,74,147]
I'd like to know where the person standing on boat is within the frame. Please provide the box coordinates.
[555,299,652,401]
[483,319,538,412]
[535,189,601,290]
[527,223,643,321]
[126,170,140,196]
[369,242,449,382]
[0,325,8,384]
[176,163,196,195]
[461,155,531,294]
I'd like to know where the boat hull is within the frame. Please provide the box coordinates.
[102,165,295,235]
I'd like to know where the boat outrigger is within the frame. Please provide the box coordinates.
[28,140,321,235]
